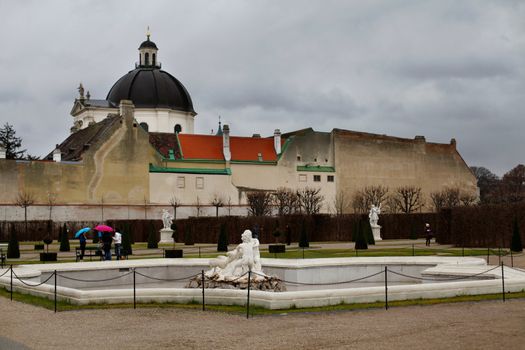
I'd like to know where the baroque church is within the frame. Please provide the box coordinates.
[0,34,477,221]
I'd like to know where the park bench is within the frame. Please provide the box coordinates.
[75,246,128,261]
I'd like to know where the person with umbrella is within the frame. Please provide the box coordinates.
[95,225,114,261]
[75,227,90,261]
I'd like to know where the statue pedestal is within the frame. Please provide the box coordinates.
[371,225,382,241]
[159,228,174,244]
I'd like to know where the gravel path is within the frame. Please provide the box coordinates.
[1,297,525,350]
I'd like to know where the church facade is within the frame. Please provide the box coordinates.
[0,35,477,221]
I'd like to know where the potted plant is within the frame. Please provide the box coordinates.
[40,235,57,262]
[164,223,183,258]
[269,223,286,254]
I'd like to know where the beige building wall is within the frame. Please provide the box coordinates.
[334,129,477,212]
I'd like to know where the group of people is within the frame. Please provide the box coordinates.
[77,228,122,261]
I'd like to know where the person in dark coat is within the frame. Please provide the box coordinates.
[424,223,433,246]
[101,231,113,260]
[79,231,87,260]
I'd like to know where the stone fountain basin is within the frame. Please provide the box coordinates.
[1,257,524,309]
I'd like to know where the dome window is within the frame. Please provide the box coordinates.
[139,122,149,132]
[145,53,150,66]
[174,124,182,133]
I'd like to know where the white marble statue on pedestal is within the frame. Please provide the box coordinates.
[369,204,382,241]
[159,209,175,243]
[206,230,265,282]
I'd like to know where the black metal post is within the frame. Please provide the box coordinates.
[246,270,251,319]
[201,270,205,311]
[487,247,490,264]
[498,247,501,265]
[384,266,388,310]
[54,270,57,313]
[10,265,13,301]
[133,268,136,309]
[501,262,505,302]
[510,249,514,267]
[412,244,415,257]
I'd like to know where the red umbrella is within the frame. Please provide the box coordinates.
[94,224,114,232]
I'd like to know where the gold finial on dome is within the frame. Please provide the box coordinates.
[146,26,151,40]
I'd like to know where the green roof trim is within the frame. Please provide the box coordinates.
[231,160,277,165]
[150,164,231,175]
[168,149,175,160]
[164,158,226,164]
[296,165,335,172]
[175,132,184,159]
[277,137,292,160]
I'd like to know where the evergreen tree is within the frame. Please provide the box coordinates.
[299,221,309,248]
[365,220,375,245]
[0,122,26,159]
[59,223,70,252]
[121,228,132,255]
[7,224,20,259]
[147,221,158,249]
[217,223,229,252]
[354,219,368,250]
[511,217,523,252]
[184,224,194,245]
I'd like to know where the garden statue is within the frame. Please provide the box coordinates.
[369,204,382,241]
[161,209,173,230]
[159,209,175,243]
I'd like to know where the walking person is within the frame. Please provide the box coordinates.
[79,230,87,260]
[113,228,122,260]
[425,223,433,246]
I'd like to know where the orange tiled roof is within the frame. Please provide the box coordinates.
[177,134,278,162]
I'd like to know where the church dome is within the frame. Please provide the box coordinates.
[139,39,158,50]
[106,68,195,113]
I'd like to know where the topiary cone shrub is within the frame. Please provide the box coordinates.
[122,229,132,255]
[217,223,229,252]
[147,221,158,249]
[59,223,70,252]
[511,217,523,252]
[365,220,375,245]
[7,224,20,259]
[354,219,368,250]
[299,221,309,248]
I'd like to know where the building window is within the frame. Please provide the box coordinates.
[152,53,156,66]
[297,156,301,161]
[139,122,149,132]
[196,177,204,189]
[145,52,149,66]
[174,124,182,133]
[177,176,185,188]
[299,174,307,182]
[313,175,321,182]
[327,175,334,182]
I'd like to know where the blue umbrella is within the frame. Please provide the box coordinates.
[75,227,91,238]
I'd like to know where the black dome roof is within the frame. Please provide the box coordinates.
[106,68,195,113]
[139,39,158,49]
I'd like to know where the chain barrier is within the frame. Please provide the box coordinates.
[250,270,385,286]
[507,266,525,273]
[387,265,501,282]
[0,266,11,278]
[11,270,56,287]
[133,270,200,282]
[56,271,133,283]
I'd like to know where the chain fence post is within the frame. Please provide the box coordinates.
[133,268,136,309]
[10,264,13,301]
[54,270,57,313]
[510,249,513,267]
[246,270,251,319]
[487,247,490,264]
[498,247,501,265]
[501,262,505,302]
[384,266,388,310]
[201,270,205,311]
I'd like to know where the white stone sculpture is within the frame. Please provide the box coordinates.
[206,229,265,282]
[161,209,173,229]
[369,204,382,241]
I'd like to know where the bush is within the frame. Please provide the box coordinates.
[147,221,158,249]
[354,219,368,250]
[7,224,20,259]
[59,223,70,252]
[184,224,194,246]
[299,221,309,248]
[217,223,229,252]
[364,220,375,245]
[122,223,133,255]
[511,217,523,252]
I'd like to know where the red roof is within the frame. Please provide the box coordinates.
[177,134,278,162]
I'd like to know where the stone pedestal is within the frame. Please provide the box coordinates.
[371,225,382,241]
[159,228,174,244]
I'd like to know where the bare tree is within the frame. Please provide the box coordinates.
[169,195,181,220]
[430,191,446,212]
[470,166,499,203]
[273,187,298,216]
[47,192,57,221]
[459,192,478,206]
[430,187,461,212]
[246,191,273,216]
[211,194,224,217]
[195,196,202,217]
[390,186,424,214]
[333,192,350,215]
[143,196,148,220]
[16,190,35,235]
[226,196,233,216]
[501,164,525,203]
[352,185,389,214]
[297,187,324,215]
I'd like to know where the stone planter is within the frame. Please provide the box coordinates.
[164,249,183,258]
[269,244,286,254]
[40,252,57,262]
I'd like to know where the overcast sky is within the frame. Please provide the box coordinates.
[0,0,523,175]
